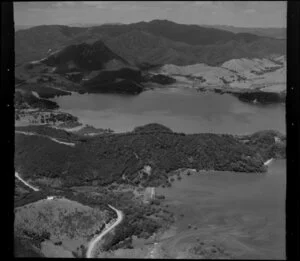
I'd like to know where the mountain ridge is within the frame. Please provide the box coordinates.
[15,20,285,66]
[201,24,286,39]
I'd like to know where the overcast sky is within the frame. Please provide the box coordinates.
[14,1,286,28]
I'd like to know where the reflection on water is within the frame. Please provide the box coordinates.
[54,87,285,134]
[157,160,286,259]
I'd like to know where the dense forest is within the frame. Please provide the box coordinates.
[15,124,285,188]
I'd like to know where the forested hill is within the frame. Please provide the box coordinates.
[15,20,285,66]
[15,124,285,188]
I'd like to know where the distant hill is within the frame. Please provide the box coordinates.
[92,19,236,45]
[14,25,34,31]
[15,20,286,66]
[202,25,286,39]
[15,25,87,66]
[68,22,123,27]
[157,56,286,93]
[41,40,130,73]
[104,30,285,66]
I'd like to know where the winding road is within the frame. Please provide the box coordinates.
[86,205,123,258]
[15,170,123,258]
[264,158,273,166]
[15,130,76,147]
[15,130,124,258]
[15,171,39,191]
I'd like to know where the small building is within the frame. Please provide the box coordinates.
[274,136,281,143]
[144,187,156,203]
[143,165,152,175]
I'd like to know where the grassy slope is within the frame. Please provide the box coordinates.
[14,198,110,257]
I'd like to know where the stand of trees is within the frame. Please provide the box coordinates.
[15,124,285,189]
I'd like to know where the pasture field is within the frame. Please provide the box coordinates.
[14,197,110,257]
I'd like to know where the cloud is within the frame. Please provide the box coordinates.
[194,1,222,9]
[157,1,187,5]
[52,2,75,8]
[82,1,99,5]
[165,7,174,11]
[52,3,63,8]
[63,2,75,7]
[244,9,256,13]
[129,5,143,10]
[194,1,213,6]
[27,7,44,12]
[82,1,106,8]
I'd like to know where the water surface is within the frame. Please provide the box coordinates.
[54,87,285,134]
[156,160,286,259]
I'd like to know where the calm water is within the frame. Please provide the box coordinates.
[157,159,286,259]
[54,87,285,258]
[54,87,285,135]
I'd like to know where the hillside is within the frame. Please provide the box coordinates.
[15,25,34,31]
[156,56,286,95]
[14,196,111,257]
[14,20,286,98]
[15,39,150,95]
[41,40,130,73]
[202,25,286,39]
[15,25,88,66]
[15,20,286,66]
[96,19,235,45]
[103,30,285,66]
[82,68,144,94]
[15,124,285,189]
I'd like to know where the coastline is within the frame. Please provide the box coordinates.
[14,77,286,259]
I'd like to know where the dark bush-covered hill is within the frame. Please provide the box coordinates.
[82,68,144,94]
[15,125,285,189]
[102,29,285,66]
[15,39,147,95]
[133,123,173,133]
[41,40,129,73]
[238,130,286,159]
[90,19,249,46]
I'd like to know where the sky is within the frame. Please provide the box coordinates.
[14,1,287,28]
